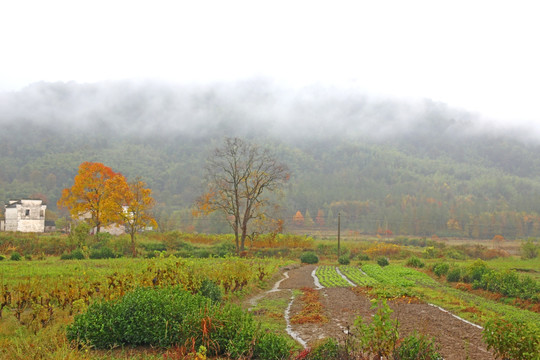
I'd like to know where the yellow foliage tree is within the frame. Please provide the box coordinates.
[117,178,157,257]
[58,162,127,234]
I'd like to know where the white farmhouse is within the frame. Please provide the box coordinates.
[3,199,47,232]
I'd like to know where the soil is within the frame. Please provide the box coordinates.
[250,264,495,360]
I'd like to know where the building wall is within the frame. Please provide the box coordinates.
[4,200,46,232]
[4,205,19,231]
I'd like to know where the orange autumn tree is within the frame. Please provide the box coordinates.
[58,162,128,234]
[117,178,157,257]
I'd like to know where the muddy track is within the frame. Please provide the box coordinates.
[249,265,495,360]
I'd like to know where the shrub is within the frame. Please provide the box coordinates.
[253,330,292,360]
[141,242,167,252]
[446,267,462,282]
[405,256,424,268]
[174,250,192,258]
[70,222,91,248]
[67,287,292,357]
[476,270,539,300]
[95,232,113,244]
[60,252,73,260]
[71,248,85,260]
[214,241,235,257]
[305,338,340,360]
[254,247,292,258]
[444,248,466,260]
[480,248,509,260]
[365,243,401,258]
[89,247,117,259]
[521,239,539,259]
[300,252,319,264]
[354,299,399,358]
[10,252,22,261]
[377,257,389,267]
[422,246,441,259]
[338,255,350,265]
[483,318,539,360]
[463,260,488,283]
[393,331,442,360]
[24,254,32,261]
[316,243,334,256]
[194,249,211,258]
[61,249,86,260]
[432,263,449,278]
[198,279,222,303]
[0,254,5,261]
[356,252,370,261]
[408,238,428,247]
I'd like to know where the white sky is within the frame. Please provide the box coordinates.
[1,0,539,124]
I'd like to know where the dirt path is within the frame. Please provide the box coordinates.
[250,265,495,360]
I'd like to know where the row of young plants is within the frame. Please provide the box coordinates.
[311,263,436,292]
[338,266,378,287]
[360,264,438,288]
[315,266,353,288]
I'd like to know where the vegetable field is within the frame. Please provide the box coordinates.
[0,240,538,359]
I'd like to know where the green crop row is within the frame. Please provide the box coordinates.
[361,264,438,288]
[315,265,354,288]
[338,265,379,286]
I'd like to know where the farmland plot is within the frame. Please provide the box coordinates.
[254,263,538,359]
[273,265,525,360]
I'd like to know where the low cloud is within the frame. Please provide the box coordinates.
[0,79,534,143]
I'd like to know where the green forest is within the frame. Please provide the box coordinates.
[1,81,540,239]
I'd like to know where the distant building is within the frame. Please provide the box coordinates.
[3,199,47,232]
[78,209,126,236]
[44,220,56,232]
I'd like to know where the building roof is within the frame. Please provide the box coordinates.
[5,199,45,208]
[5,200,21,208]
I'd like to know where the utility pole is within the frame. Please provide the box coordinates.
[337,212,341,258]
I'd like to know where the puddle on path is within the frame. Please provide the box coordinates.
[311,267,324,289]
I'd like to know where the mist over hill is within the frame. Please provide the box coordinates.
[1,80,540,238]
[0,79,501,140]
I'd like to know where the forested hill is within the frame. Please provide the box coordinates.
[1,80,540,238]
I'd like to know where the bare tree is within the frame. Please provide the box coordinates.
[196,137,289,253]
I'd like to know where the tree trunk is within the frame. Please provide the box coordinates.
[240,222,248,253]
[131,231,136,257]
[234,228,240,254]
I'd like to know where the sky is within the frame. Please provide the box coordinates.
[1,0,539,126]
